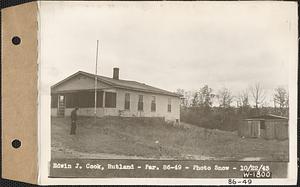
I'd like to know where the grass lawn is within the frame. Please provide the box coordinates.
[51,116,288,161]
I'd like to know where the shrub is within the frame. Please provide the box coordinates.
[180,107,241,131]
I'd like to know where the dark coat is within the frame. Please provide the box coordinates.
[71,109,77,121]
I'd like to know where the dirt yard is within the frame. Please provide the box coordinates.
[51,117,288,161]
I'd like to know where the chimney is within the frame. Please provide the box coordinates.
[113,67,119,80]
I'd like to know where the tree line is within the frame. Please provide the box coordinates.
[176,83,289,131]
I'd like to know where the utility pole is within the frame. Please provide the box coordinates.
[94,40,99,124]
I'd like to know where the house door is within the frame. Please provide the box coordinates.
[250,122,260,138]
[57,95,65,117]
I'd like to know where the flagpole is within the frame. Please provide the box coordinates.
[94,40,99,123]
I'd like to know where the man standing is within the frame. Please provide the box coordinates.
[70,107,79,135]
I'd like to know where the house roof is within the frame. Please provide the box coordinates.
[51,71,182,97]
[244,114,288,120]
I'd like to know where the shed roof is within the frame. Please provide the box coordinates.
[244,114,288,120]
[51,71,182,97]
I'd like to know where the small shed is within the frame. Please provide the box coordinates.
[239,114,288,140]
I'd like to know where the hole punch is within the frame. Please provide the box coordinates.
[12,139,21,149]
[12,36,21,45]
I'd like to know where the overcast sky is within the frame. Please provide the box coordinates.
[40,1,297,105]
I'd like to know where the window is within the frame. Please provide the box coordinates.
[105,92,117,108]
[66,92,78,108]
[125,93,130,110]
[260,120,265,130]
[59,95,64,101]
[168,98,171,112]
[58,95,65,108]
[151,96,156,112]
[138,95,143,111]
[64,91,103,108]
[77,92,93,108]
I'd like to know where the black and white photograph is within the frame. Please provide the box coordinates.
[38,1,297,184]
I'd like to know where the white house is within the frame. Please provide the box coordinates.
[51,68,181,122]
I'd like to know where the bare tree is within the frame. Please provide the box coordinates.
[191,91,199,107]
[184,90,193,107]
[273,87,289,115]
[217,87,233,108]
[191,85,215,112]
[176,89,193,107]
[237,89,250,108]
[235,89,251,117]
[198,85,215,110]
[176,88,185,106]
[176,88,185,96]
[250,83,266,110]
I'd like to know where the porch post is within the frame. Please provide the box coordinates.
[103,91,106,115]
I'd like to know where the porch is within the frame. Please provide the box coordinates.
[51,89,117,117]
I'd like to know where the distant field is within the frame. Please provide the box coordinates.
[51,116,288,161]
